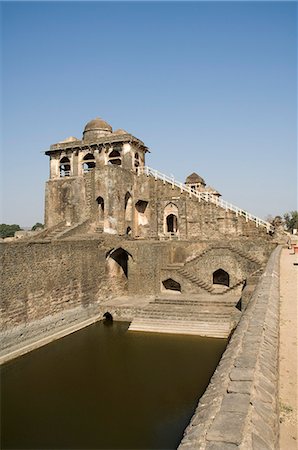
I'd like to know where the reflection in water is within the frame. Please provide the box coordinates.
[1,321,227,449]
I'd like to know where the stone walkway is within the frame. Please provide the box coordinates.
[279,246,298,449]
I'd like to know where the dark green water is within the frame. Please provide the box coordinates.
[1,321,227,450]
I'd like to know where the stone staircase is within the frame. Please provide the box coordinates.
[176,267,245,295]
[128,297,236,338]
[42,224,69,241]
[225,245,264,267]
[137,166,274,233]
[185,244,263,268]
[177,267,215,293]
[29,222,67,242]
[32,220,92,242]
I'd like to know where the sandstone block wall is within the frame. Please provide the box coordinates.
[178,245,281,450]
[45,177,87,227]
[45,168,273,241]
[0,240,107,330]
[135,176,273,240]
[1,237,274,333]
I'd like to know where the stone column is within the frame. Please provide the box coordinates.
[50,155,59,179]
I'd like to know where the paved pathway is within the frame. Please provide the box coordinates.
[279,246,297,449]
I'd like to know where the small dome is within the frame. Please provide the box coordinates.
[114,128,128,135]
[206,186,221,197]
[84,117,112,133]
[185,172,206,186]
[58,136,79,143]
[83,117,112,141]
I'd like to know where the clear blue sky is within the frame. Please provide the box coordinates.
[1,1,297,227]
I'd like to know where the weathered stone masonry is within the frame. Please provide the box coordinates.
[0,116,284,446]
[178,245,281,450]
[1,237,274,321]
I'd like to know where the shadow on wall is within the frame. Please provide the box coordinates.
[162,278,181,293]
[105,248,132,293]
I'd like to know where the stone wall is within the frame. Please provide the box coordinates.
[45,176,88,227]
[45,167,273,241]
[178,245,281,450]
[135,175,273,240]
[0,240,107,330]
[1,238,273,330]
[0,236,275,366]
[123,239,274,296]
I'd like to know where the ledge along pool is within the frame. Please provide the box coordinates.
[1,320,227,449]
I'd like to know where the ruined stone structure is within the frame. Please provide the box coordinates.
[44,117,274,239]
[1,117,278,343]
[1,116,282,448]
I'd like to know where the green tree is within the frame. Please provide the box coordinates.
[0,224,22,238]
[31,222,44,231]
[284,211,298,232]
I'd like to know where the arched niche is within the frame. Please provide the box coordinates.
[164,203,179,234]
[213,269,230,287]
[96,196,104,221]
[106,247,132,281]
[162,278,181,292]
[134,152,140,172]
[166,214,178,233]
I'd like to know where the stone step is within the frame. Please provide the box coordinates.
[135,313,231,321]
[128,318,231,338]
[152,299,235,306]
[139,306,232,314]
[140,306,232,313]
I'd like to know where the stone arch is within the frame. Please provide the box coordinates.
[134,152,140,172]
[103,312,113,322]
[164,202,179,234]
[166,214,178,233]
[59,156,71,177]
[82,153,96,171]
[96,196,104,221]
[162,278,181,292]
[106,247,132,280]
[108,149,121,166]
[124,192,133,221]
[213,269,230,287]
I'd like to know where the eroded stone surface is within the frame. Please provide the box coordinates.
[178,246,281,450]
[206,411,246,444]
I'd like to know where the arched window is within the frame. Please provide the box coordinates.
[213,269,230,287]
[166,214,178,233]
[162,278,181,292]
[59,157,71,177]
[134,152,140,172]
[82,153,95,172]
[108,149,121,166]
[96,196,104,221]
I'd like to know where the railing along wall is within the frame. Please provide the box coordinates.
[137,166,274,233]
